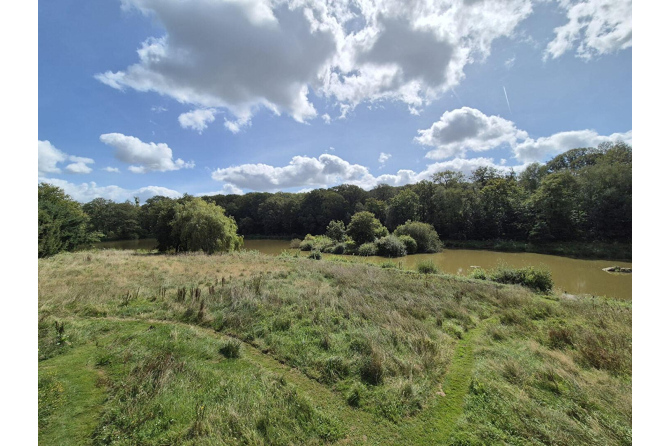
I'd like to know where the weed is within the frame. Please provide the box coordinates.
[416,260,439,274]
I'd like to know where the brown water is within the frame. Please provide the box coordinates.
[94,238,632,300]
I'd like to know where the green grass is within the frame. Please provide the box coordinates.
[38,250,631,445]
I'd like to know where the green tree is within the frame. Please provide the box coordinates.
[346,211,388,246]
[38,183,100,257]
[325,220,346,242]
[393,221,442,253]
[172,198,243,254]
[385,188,419,231]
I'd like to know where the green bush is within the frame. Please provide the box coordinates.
[300,235,334,252]
[489,265,553,293]
[324,243,346,254]
[469,268,487,280]
[416,260,439,274]
[375,235,407,257]
[308,250,322,260]
[289,238,302,249]
[358,242,378,256]
[397,235,418,254]
[219,339,241,358]
[393,221,442,253]
[346,212,389,245]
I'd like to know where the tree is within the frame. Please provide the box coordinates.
[346,211,388,246]
[393,221,442,253]
[172,198,243,254]
[39,183,100,257]
[385,189,419,231]
[325,220,346,242]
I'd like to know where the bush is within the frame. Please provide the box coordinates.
[308,250,322,260]
[346,212,389,246]
[324,243,346,254]
[300,235,334,252]
[219,339,241,358]
[360,351,384,385]
[489,265,553,293]
[325,220,346,242]
[358,243,378,256]
[397,235,417,254]
[469,268,487,280]
[416,260,439,274]
[393,221,442,253]
[375,235,407,257]
[289,238,302,249]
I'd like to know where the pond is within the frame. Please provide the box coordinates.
[94,238,632,300]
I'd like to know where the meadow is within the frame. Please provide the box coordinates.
[38,249,631,445]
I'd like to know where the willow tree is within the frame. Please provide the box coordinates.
[172,198,243,254]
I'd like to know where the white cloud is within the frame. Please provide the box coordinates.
[99,133,195,173]
[546,0,632,60]
[197,183,244,197]
[65,161,94,174]
[416,107,631,163]
[38,140,95,175]
[103,167,121,173]
[513,129,632,163]
[38,177,181,203]
[178,109,216,132]
[415,107,528,159]
[151,105,168,113]
[378,152,391,166]
[210,152,519,192]
[321,113,331,124]
[97,0,338,125]
[98,0,534,127]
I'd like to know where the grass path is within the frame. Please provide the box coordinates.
[46,315,487,445]
[38,344,108,445]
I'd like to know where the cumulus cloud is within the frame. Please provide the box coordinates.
[546,0,632,60]
[415,107,528,159]
[197,183,244,197]
[97,0,534,128]
[378,152,391,166]
[103,167,121,173]
[99,133,195,173]
[97,0,337,124]
[37,177,181,203]
[513,129,632,163]
[416,107,631,163]
[211,153,519,192]
[178,109,216,133]
[38,140,95,175]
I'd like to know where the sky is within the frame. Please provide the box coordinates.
[37,0,632,203]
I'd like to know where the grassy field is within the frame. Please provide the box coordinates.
[38,250,631,445]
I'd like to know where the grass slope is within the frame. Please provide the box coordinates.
[38,250,631,445]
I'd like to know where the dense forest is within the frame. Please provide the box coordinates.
[39,142,631,257]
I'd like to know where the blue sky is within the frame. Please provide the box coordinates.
[38,0,632,202]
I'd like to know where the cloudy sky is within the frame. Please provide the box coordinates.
[38,0,632,202]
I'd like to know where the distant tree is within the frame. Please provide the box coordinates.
[518,163,547,193]
[431,170,465,188]
[393,221,442,253]
[470,166,502,187]
[385,189,419,231]
[346,211,388,246]
[364,198,387,222]
[172,198,243,254]
[369,183,397,201]
[325,220,346,242]
[530,171,581,241]
[39,183,100,258]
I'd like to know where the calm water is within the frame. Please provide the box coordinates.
[94,238,632,300]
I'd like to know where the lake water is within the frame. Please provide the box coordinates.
[94,238,632,300]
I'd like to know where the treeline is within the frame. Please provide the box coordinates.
[38,186,242,257]
[204,142,632,242]
[41,142,631,257]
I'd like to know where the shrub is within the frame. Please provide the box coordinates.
[308,250,322,260]
[300,235,334,252]
[346,212,389,246]
[393,221,442,253]
[325,243,346,254]
[416,260,439,274]
[358,242,378,256]
[299,239,315,251]
[489,265,553,293]
[289,238,302,249]
[219,339,241,358]
[375,235,407,257]
[325,220,346,242]
[397,235,417,254]
[469,268,487,280]
[360,351,384,385]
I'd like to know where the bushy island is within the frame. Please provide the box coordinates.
[39,248,630,445]
[295,214,443,258]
